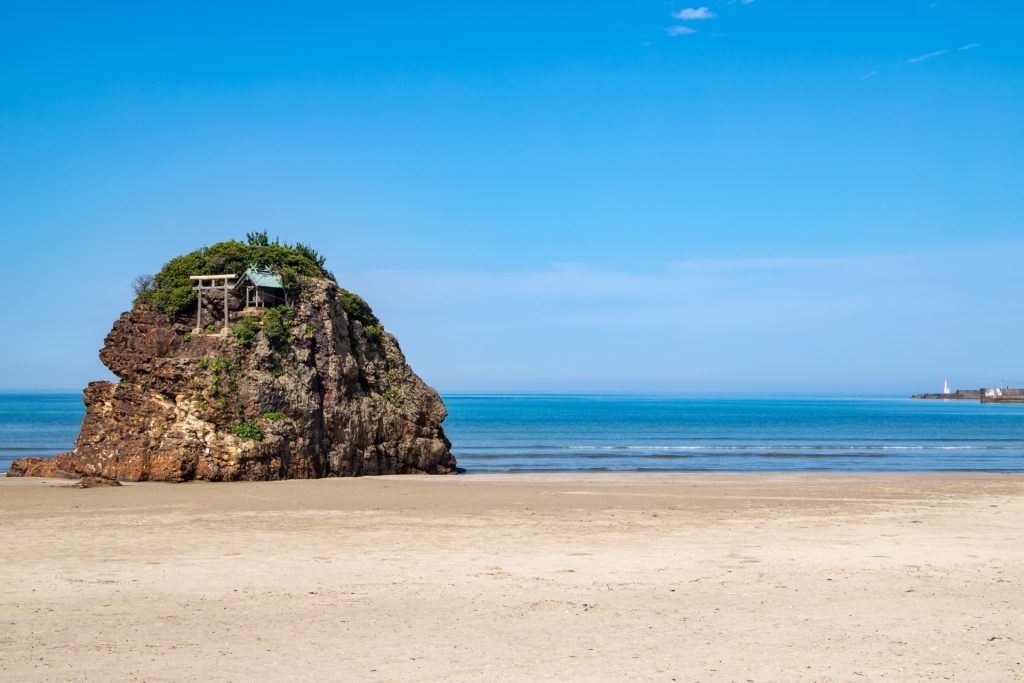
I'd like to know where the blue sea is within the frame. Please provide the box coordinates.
[2,393,1023,474]
[0,393,84,474]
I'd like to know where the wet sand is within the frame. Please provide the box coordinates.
[1,472,1021,682]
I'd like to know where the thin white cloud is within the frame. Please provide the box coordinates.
[665,25,697,36]
[342,244,1024,391]
[861,70,877,80]
[673,7,717,20]
[672,256,848,272]
[959,42,981,51]
[907,49,948,64]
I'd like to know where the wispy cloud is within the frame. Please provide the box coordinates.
[672,7,717,20]
[665,25,697,36]
[672,256,847,272]
[959,42,981,51]
[907,49,948,64]
[860,70,877,80]
[343,244,1024,391]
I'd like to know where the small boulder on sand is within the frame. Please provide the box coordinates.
[75,475,122,488]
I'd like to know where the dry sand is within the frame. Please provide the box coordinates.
[1,472,1021,682]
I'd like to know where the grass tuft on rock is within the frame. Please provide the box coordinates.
[233,420,264,442]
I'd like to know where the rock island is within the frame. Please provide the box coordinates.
[9,234,456,481]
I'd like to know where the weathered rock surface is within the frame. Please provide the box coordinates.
[9,278,456,481]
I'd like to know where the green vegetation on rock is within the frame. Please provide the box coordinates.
[233,420,264,441]
[339,288,384,343]
[338,288,379,327]
[380,387,402,408]
[363,323,383,343]
[135,234,335,316]
[280,266,301,299]
[263,306,296,350]
[232,317,260,346]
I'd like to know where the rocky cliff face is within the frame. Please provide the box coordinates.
[9,278,456,481]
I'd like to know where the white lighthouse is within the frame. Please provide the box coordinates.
[943,378,951,395]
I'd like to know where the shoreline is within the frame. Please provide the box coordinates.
[7,393,1024,478]
[6,466,1024,478]
[2,472,1021,681]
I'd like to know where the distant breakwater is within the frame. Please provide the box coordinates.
[912,388,1024,404]
[912,390,980,400]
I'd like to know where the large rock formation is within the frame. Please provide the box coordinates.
[9,277,456,481]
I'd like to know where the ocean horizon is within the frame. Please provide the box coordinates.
[3,391,1023,475]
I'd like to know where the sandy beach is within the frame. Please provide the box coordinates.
[1,473,1021,682]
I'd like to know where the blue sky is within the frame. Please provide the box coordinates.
[1,1,1021,392]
